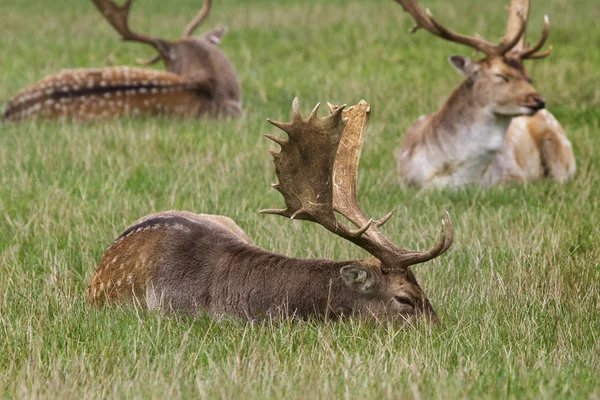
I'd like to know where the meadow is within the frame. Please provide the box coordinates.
[1,0,599,398]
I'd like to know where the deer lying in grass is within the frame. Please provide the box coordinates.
[2,0,241,121]
[395,0,575,188]
[88,99,453,323]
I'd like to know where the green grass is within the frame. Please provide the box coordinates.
[1,0,599,398]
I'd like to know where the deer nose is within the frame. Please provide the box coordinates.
[533,97,546,110]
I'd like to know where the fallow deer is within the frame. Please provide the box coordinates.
[88,99,453,323]
[394,0,575,188]
[2,0,241,121]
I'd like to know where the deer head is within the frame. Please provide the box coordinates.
[262,98,453,321]
[395,0,551,116]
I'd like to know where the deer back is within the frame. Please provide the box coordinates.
[88,212,252,307]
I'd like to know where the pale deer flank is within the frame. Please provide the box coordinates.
[395,0,575,188]
[2,0,241,121]
[88,99,454,323]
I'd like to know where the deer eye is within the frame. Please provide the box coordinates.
[394,296,415,308]
[495,74,509,83]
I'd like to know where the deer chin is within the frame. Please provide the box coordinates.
[518,105,543,116]
[492,106,536,118]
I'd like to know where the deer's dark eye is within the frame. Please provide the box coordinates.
[394,296,415,307]
[495,74,509,83]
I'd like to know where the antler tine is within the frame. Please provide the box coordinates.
[266,98,316,135]
[375,210,395,228]
[495,7,528,56]
[92,0,161,48]
[392,212,454,269]
[524,45,552,59]
[519,15,552,59]
[291,96,303,122]
[136,55,161,65]
[346,219,374,238]
[308,102,321,121]
[183,0,212,37]
[395,0,441,35]
[259,208,288,217]
[266,118,293,135]
[264,133,286,147]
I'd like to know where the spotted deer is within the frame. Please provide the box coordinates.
[395,0,575,188]
[88,99,453,323]
[2,0,241,121]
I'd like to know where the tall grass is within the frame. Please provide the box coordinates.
[1,0,599,398]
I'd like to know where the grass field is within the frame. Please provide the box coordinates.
[1,0,599,398]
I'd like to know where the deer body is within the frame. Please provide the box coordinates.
[90,212,383,319]
[2,0,241,121]
[394,0,575,188]
[89,100,453,323]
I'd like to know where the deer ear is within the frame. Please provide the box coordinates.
[449,55,479,76]
[204,27,227,45]
[340,264,380,294]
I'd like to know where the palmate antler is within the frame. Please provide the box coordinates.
[395,0,551,59]
[261,98,453,271]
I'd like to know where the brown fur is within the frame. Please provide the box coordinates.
[88,212,437,322]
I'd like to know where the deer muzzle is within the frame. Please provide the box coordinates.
[521,94,546,112]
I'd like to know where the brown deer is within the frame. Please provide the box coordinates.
[88,99,453,323]
[394,0,575,188]
[2,0,241,121]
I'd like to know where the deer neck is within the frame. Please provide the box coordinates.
[426,78,512,185]
[440,78,512,139]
